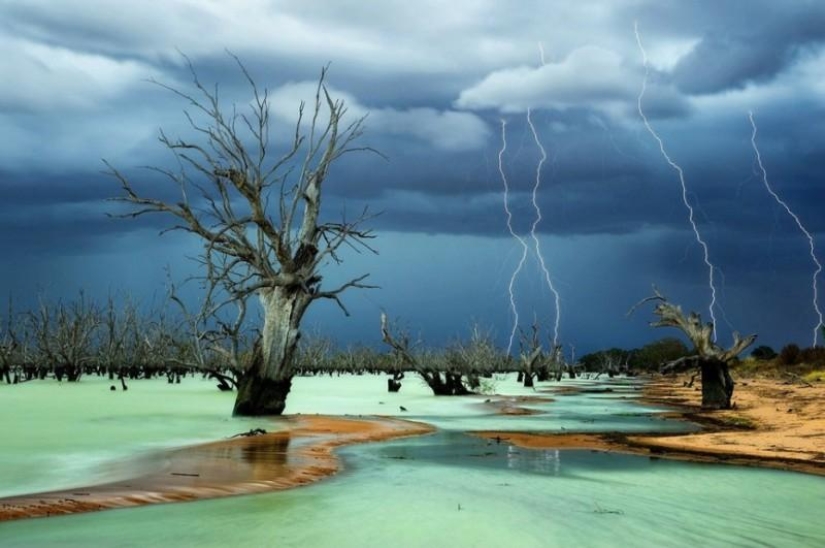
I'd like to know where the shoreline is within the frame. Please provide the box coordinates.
[4,374,823,522]
[0,415,434,522]
[475,374,825,477]
[631,375,825,473]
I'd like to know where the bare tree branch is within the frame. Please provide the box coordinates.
[108,55,380,415]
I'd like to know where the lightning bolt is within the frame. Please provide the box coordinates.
[634,21,719,339]
[526,108,562,347]
[497,44,564,356]
[749,110,823,346]
[499,119,530,354]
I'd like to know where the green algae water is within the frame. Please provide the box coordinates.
[1,375,823,547]
[0,377,270,497]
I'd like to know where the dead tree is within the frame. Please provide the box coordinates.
[0,298,19,384]
[27,294,101,382]
[165,276,250,389]
[292,333,334,375]
[380,313,472,395]
[96,294,144,381]
[203,297,254,390]
[550,344,566,381]
[517,324,544,387]
[137,305,183,381]
[630,288,756,409]
[566,344,578,379]
[109,57,378,415]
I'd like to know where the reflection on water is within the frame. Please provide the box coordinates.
[163,433,294,485]
[1,375,824,547]
[3,433,824,547]
[507,445,561,475]
[365,431,675,480]
[0,377,266,498]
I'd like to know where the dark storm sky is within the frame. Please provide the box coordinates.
[1,0,824,355]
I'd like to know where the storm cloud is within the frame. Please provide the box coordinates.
[1,0,823,353]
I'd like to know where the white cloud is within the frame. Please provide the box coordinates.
[266,81,368,124]
[0,0,639,77]
[644,37,702,71]
[373,108,489,151]
[0,35,160,111]
[455,45,693,122]
[687,47,825,119]
[268,81,489,151]
[455,46,637,114]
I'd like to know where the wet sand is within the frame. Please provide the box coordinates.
[631,375,825,472]
[476,375,825,476]
[0,415,434,522]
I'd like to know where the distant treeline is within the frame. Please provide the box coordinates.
[0,292,526,388]
[9,292,810,391]
[578,338,691,374]
[579,337,825,379]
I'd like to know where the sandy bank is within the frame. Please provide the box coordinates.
[631,376,825,472]
[474,376,825,476]
[0,415,434,522]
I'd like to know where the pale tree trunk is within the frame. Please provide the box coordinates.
[233,288,310,416]
[111,61,376,417]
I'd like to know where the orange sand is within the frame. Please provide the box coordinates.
[475,376,825,476]
[0,415,434,522]
[471,431,617,451]
[631,376,825,472]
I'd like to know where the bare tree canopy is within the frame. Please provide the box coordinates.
[629,287,757,361]
[108,56,379,415]
[380,313,471,395]
[630,286,757,409]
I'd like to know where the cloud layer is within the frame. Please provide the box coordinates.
[1,0,824,352]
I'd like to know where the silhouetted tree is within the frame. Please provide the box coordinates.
[750,345,777,361]
[632,337,690,371]
[778,343,801,366]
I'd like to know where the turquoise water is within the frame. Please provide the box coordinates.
[1,375,823,547]
[0,377,268,497]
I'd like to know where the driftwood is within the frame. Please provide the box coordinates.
[230,428,267,438]
[782,372,814,388]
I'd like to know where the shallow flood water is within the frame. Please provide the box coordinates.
[0,377,268,498]
[1,374,824,547]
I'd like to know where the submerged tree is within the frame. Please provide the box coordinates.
[109,58,377,415]
[516,323,545,387]
[28,293,102,382]
[631,288,756,409]
[380,313,468,395]
[0,298,19,384]
[380,314,509,395]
